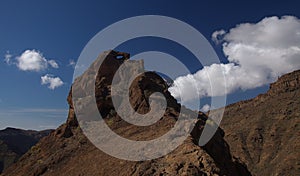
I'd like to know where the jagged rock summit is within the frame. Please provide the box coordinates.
[2,50,250,176]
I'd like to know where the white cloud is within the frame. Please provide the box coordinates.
[200,104,210,112]
[212,29,226,44]
[4,51,12,65]
[16,50,59,71]
[68,59,76,67]
[41,74,64,90]
[48,60,59,68]
[17,50,48,71]
[169,16,300,101]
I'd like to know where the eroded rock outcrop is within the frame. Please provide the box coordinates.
[2,50,250,176]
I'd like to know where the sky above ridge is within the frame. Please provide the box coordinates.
[0,0,300,130]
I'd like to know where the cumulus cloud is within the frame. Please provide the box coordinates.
[16,50,59,71]
[16,50,48,71]
[4,51,12,65]
[169,16,300,101]
[48,60,59,68]
[212,29,226,44]
[41,74,64,90]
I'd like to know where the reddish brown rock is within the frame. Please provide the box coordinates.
[2,50,250,176]
[220,69,300,176]
[0,128,52,173]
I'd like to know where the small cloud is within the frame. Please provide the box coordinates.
[4,51,13,65]
[41,74,64,90]
[48,60,59,68]
[16,50,47,71]
[211,29,226,44]
[15,50,59,72]
[68,59,76,67]
[200,104,210,112]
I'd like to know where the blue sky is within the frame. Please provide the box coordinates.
[0,0,300,130]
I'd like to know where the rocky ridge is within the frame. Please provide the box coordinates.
[220,69,300,176]
[2,50,250,176]
[0,128,52,173]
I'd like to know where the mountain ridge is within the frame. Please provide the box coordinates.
[219,69,300,176]
[3,51,299,176]
[2,50,250,176]
[0,127,53,173]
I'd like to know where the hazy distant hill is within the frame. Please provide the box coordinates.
[0,127,53,173]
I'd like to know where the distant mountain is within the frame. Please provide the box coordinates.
[220,70,300,175]
[2,51,250,176]
[0,127,53,173]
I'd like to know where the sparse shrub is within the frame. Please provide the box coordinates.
[30,145,40,153]
[106,118,114,126]
[37,159,43,164]
[109,109,117,117]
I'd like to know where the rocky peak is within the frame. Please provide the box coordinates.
[66,50,180,130]
[3,50,251,176]
[63,50,250,174]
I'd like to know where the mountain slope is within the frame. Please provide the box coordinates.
[2,50,250,176]
[220,70,300,176]
[0,128,52,173]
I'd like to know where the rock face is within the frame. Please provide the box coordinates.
[2,50,250,176]
[0,128,52,173]
[220,70,300,176]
